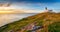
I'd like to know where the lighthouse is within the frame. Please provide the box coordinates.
[45,7,53,12]
[45,7,48,12]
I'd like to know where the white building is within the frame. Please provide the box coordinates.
[45,7,53,12]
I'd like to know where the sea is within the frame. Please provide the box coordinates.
[0,13,37,27]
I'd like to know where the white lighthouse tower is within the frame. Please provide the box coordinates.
[45,7,53,12]
[45,7,48,12]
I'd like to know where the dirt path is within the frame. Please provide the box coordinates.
[16,14,59,32]
[36,20,55,32]
[16,15,43,32]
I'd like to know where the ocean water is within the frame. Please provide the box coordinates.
[0,13,36,27]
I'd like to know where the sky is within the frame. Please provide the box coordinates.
[0,0,60,12]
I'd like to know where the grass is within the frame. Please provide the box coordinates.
[0,12,60,32]
[48,22,60,32]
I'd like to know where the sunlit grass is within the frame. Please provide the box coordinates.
[0,12,60,32]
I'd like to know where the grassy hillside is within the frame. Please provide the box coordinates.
[0,12,60,32]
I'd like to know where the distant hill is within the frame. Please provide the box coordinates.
[0,12,60,32]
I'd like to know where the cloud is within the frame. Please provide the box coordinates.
[0,0,60,3]
[0,3,11,7]
[0,0,60,12]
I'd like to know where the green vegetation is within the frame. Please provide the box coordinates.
[48,22,60,32]
[0,12,60,32]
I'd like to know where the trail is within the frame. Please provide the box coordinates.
[16,14,60,32]
[36,20,57,32]
[16,14,51,32]
[16,14,44,32]
[20,21,53,32]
